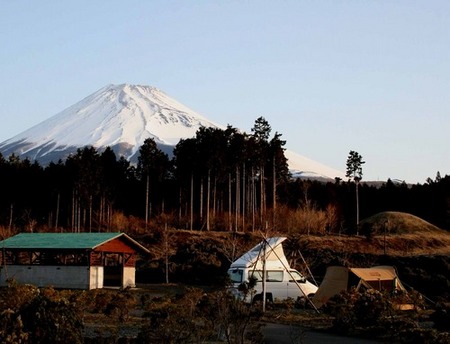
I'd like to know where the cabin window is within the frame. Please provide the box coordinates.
[248,270,283,282]
[228,269,243,283]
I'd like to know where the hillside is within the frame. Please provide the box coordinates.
[291,211,450,257]
[359,211,446,235]
[136,220,450,299]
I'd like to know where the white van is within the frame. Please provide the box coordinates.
[227,237,317,303]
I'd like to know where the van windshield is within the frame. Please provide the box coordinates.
[228,269,243,283]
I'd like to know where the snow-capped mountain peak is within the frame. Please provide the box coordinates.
[0,84,224,162]
[0,84,345,180]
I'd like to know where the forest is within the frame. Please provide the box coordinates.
[0,117,449,235]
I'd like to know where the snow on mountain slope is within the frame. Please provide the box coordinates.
[0,84,224,161]
[0,84,344,180]
[285,150,346,180]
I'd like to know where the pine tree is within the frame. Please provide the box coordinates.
[137,138,170,230]
[345,150,365,233]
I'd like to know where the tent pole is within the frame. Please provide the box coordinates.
[262,239,267,313]
[264,238,320,313]
[298,249,318,287]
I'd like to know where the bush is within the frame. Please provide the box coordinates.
[137,288,209,343]
[137,288,263,344]
[0,279,39,312]
[352,289,394,327]
[104,287,137,322]
[324,290,357,334]
[20,294,84,344]
[200,290,263,343]
[325,288,395,334]
[0,281,84,344]
[396,328,450,344]
[0,309,28,343]
[430,302,450,331]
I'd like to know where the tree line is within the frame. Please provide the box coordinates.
[0,117,449,234]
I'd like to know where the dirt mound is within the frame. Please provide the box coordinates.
[360,211,444,235]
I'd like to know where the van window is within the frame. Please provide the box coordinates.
[288,270,306,283]
[248,270,283,282]
[228,269,243,283]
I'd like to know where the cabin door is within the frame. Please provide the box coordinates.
[103,253,123,287]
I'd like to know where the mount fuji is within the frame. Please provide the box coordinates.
[0,84,345,180]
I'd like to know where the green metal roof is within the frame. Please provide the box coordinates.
[0,232,124,250]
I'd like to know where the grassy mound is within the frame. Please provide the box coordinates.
[360,211,444,235]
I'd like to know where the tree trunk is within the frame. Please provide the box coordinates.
[228,173,232,231]
[178,188,182,223]
[213,175,217,218]
[71,190,75,232]
[272,156,276,227]
[55,192,60,230]
[356,181,360,234]
[252,166,256,232]
[8,204,13,230]
[106,203,111,231]
[82,207,86,232]
[145,174,149,231]
[235,165,239,232]
[164,224,169,284]
[97,196,101,231]
[260,165,265,225]
[206,169,210,231]
[200,177,203,223]
[242,162,246,231]
[190,173,194,231]
[89,195,93,233]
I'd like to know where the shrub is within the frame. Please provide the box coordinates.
[87,289,115,313]
[324,290,357,334]
[431,302,450,331]
[104,287,137,322]
[137,288,206,343]
[352,289,394,327]
[137,288,263,344]
[20,294,84,344]
[200,290,263,343]
[397,328,450,344]
[0,279,39,312]
[325,288,395,334]
[378,316,421,343]
[0,309,28,343]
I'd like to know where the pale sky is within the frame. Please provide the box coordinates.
[1,1,449,184]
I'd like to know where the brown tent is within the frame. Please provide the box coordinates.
[312,266,407,308]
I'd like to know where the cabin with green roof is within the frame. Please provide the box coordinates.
[0,232,149,289]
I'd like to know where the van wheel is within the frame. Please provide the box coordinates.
[252,293,273,304]
[295,296,306,308]
[304,293,315,309]
[252,294,262,303]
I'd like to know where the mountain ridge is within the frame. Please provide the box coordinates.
[0,84,345,180]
